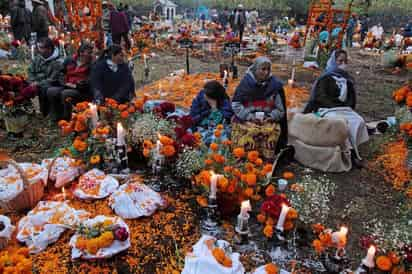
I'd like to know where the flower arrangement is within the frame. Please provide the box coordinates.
[0,247,32,274]
[287,175,337,225]
[75,219,129,255]
[0,74,35,118]
[130,113,176,147]
[176,148,204,179]
[393,83,412,106]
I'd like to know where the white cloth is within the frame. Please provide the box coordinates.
[0,163,48,201]
[109,183,165,219]
[331,76,348,103]
[253,265,291,274]
[69,215,130,259]
[0,215,15,240]
[319,107,369,159]
[182,235,245,274]
[41,157,81,188]
[17,201,89,253]
[73,169,119,200]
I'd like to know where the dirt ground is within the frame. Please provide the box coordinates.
[0,47,410,271]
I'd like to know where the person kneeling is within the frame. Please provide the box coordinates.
[47,42,94,121]
[231,57,288,160]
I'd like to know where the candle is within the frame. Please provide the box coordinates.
[209,172,218,199]
[223,70,228,80]
[362,245,376,268]
[62,186,66,201]
[332,226,348,248]
[291,67,296,82]
[31,45,35,60]
[117,122,126,145]
[240,200,251,217]
[89,103,98,128]
[143,54,148,68]
[276,204,290,231]
[288,79,294,86]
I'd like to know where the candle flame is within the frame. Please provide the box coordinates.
[340,226,348,235]
[117,122,123,131]
[281,203,289,209]
[241,200,251,211]
[368,245,376,253]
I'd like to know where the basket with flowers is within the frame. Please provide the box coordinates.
[0,74,35,134]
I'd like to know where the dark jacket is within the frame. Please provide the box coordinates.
[28,47,63,90]
[110,10,129,34]
[90,58,135,103]
[190,90,233,126]
[31,5,49,38]
[303,74,356,113]
[232,73,288,151]
[10,5,31,42]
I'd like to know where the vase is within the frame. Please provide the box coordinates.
[4,114,29,134]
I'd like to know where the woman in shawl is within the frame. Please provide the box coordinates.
[303,49,369,167]
[231,56,288,160]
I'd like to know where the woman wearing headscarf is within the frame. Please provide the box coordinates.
[303,49,369,167]
[231,56,288,160]
[190,80,233,145]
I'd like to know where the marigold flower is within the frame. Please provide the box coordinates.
[319,232,332,246]
[284,221,294,231]
[161,145,176,157]
[247,151,259,162]
[212,154,225,164]
[376,256,392,271]
[196,196,208,207]
[282,171,295,180]
[143,140,154,149]
[255,158,263,166]
[143,149,151,157]
[388,251,400,265]
[245,163,254,173]
[227,183,236,193]
[118,104,128,111]
[286,208,298,220]
[58,120,69,127]
[217,176,229,191]
[263,164,273,174]
[204,159,213,165]
[265,184,276,197]
[244,187,254,197]
[312,239,324,254]
[120,111,129,119]
[233,147,245,158]
[311,223,325,234]
[210,143,219,151]
[214,130,222,138]
[245,173,257,186]
[263,225,273,238]
[216,124,224,130]
[211,247,232,268]
[223,166,232,173]
[265,263,279,274]
[232,168,242,178]
[90,155,101,165]
[159,135,174,146]
[222,140,232,146]
[257,213,266,223]
[73,138,87,152]
[127,106,136,113]
[266,217,275,226]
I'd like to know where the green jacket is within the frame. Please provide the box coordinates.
[28,48,64,90]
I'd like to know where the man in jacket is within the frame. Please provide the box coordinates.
[28,37,63,116]
[110,6,131,49]
[233,5,246,42]
[31,0,49,39]
[10,0,31,42]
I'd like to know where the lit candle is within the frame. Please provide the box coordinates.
[62,186,66,201]
[276,204,290,231]
[223,70,228,80]
[60,40,66,57]
[31,45,35,60]
[143,54,148,68]
[332,226,348,248]
[240,200,251,217]
[89,103,98,128]
[209,172,218,199]
[362,245,376,268]
[288,79,294,86]
[117,122,126,145]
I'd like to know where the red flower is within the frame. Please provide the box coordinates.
[174,127,186,139]
[404,245,412,263]
[11,40,21,47]
[178,115,193,130]
[154,102,176,118]
[20,85,38,99]
[359,235,376,250]
[181,133,196,147]
[260,194,290,220]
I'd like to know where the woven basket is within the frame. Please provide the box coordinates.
[0,159,45,213]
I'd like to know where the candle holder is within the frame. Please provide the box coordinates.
[235,213,250,245]
[321,251,350,273]
[201,197,220,237]
[354,263,373,274]
[115,143,129,174]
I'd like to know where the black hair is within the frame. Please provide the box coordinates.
[37,37,54,50]
[335,49,347,59]
[203,80,229,108]
[109,44,123,57]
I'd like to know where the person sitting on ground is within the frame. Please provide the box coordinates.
[190,80,233,144]
[46,42,94,121]
[28,37,63,117]
[90,44,135,104]
[303,49,369,167]
[231,56,288,160]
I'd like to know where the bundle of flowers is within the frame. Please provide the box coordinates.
[0,74,35,117]
[0,247,32,274]
[393,83,412,106]
[130,113,176,147]
[194,126,274,208]
[257,193,298,238]
[311,224,348,255]
[57,98,144,169]
[176,148,204,179]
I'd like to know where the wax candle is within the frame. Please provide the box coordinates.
[276,204,290,231]
[209,172,218,199]
[31,45,35,60]
[89,103,98,128]
[332,226,348,248]
[143,54,148,68]
[117,122,126,145]
[62,186,66,201]
[362,245,376,268]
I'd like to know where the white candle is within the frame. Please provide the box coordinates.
[291,67,296,82]
[143,54,148,68]
[276,204,290,231]
[332,226,348,248]
[362,245,376,268]
[223,70,228,80]
[117,122,126,145]
[240,200,251,217]
[209,172,218,199]
[62,186,66,201]
[288,79,294,86]
[31,45,35,60]
[89,103,98,128]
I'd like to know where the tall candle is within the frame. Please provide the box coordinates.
[117,123,126,145]
[62,186,66,201]
[276,204,290,231]
[209,172,218,199]
[240,200,251,217]
[143,54,148,68]
[362,245,376,268]
[31,45,35,60]
[89,103,98,128]
[332,226,348,248]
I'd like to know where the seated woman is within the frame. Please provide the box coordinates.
[47,42,94,121]
[190,80,233,145]
[231,56,287,160]
[90,44,135,104]
[303,49,369,167]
